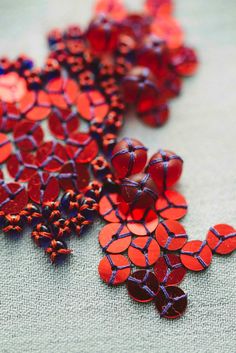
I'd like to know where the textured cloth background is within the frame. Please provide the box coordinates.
[0,0,236,352]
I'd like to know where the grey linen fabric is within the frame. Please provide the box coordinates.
[0,0,235,352]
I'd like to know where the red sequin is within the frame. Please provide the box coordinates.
[0,101,21,132]
[13,120,44,151]
[99,193,129,222]
[151,17,184,50]
[48,108,79,139]
[0,72,27,103]
[0,182,28,214]
[66,132,99,163]
[154,254,186,286]
[98,254,131,285]
[28,172,60,204]
[156,190,188,220]
[180,240,212,271]
[36,141,68,172]
[127,208,158,236]
[206,224,236,255]
[99,223,132,253]
[128,236,160,267]
[7,151,37,182]
[155,286,187,319]
[46,77,79,109]
[126,270,159,303]
[19,90,51,121]
[95,0,127,22]
[155,220,188,250]
[59,161,90,191]
[76,90,109,122]
[0,133,12,163]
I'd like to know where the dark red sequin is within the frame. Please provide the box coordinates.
[127,270,159,303]
[0,182,28,214]
[48,108,79,139]
[28,172,60,204]
[154,254,186,286]
[66,132,99,163]
[155,286,187,319]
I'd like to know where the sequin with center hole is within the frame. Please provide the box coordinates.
[98,193,129,222]
[155,285,187,319]
[180,240,212,271]
[28,171,60,204]
[76,90,109,122]
[48,108,79,139]
[154,254,186,286]
[7,151,37,182]
[206,224,236,255]
[155,190,188,220]
[98,254,131,285]
[126,270,159,303]
[19,90,51,121]
[66,132,99,164]
[46,77,79,109]
[13,120,44,151]
[99,223,132,253]
[128,236,160,267]
[155,220,188,250]
[0,182,28,214]
[0,133,12,163]
[59,161,90,192]
[127,208,158,236]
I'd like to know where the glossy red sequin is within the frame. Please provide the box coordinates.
[48,108,79,139]
[154,254,186,286]
[28,172,60,204]
[0,133,12,163]
[0,182,28,214]
[76,90,109,122]
[180,240,212,271]
[128,236,160,267]
[98,254,131,285]
[7,151,37,182]
[0,72,27,103]
[19,90,51,121]
[127,208,158,236]
[151,17,184,50]
[66,132,99,164]
[99,223,132,253]
[59,161,90,191]
[206,224,236,255]
[155,286,187,319]
[99,193,129,222]
[46,77,79,109]
[0,101,21,132]
[13,120,44,151]
[155,220,188,250]
[95,0,127,22]
[127,270,159,303]
[36,141,68,172]
[156,190,188,220]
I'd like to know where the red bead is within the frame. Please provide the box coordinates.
[154,254,187,286]
[136,35,169,83]
[87,14,119,53]
[13,120,44,151]
[59,161,90,192]
[99,193,128,222]
[151,17,184,50]
[46,77,79,109]
[19,90,51,121]
[180,240,212,272]
[45,239,72,264]
[122,66,158,106]
[28,171,59,204]
[155,220,188,250]
[98,254,131,285]
[127,208,158,236]
[128,236,160,267]
[121,173,157,208]
[76,90,109,122]
[138,102,169,127]
[66,132,99,164]
[206,224,236,255]
[91,155,111,179]
[169,46,198,77]
[2,214,24,235]
[95,0,127,22]
[126,270,159,303]
[0,133,12,163]
[0,72,27,103]
[155,190,188,220]
[147,149,183,190]
[48,108,79,139]
[155,286,187,319]
[0,182,28,214]
[98,223,132,253]
[31,223,53,247]
[111,138,148,179]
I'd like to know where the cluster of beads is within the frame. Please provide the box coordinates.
[98,138,236,319]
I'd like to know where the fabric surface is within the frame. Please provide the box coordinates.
[0,0,236,352]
